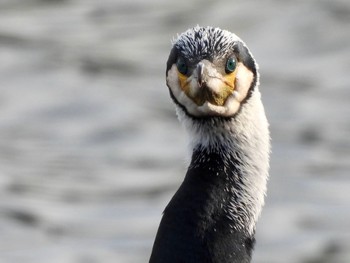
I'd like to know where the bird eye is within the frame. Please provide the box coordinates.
[225,57,237,73]
[176,57,188,75]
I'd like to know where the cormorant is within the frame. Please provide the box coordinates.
[149,26,270,263]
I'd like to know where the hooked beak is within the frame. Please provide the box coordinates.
[176,59,236,107]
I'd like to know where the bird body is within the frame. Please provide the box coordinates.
[150,26,270,263]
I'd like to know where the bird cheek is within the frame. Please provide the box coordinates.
[178,73,190,94]
[233,62,254,102]
[178,73,201,100]
[177,74,202,105]
[223,72,236,91]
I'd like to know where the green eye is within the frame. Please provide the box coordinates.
[225,57,237,73]
[176,57,188,75]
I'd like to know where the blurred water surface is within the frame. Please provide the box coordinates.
[0,0,350,262]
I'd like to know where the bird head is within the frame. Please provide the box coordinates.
[166,26,258,118]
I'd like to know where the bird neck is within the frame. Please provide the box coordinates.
[149,90,270,263]
[152,147,259,263]
[178,89,270,235]
[186,145,262,236]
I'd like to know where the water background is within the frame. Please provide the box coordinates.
[0,0,350,262]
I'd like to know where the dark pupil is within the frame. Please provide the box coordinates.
[226,58,236,73]
[176,58,188,74]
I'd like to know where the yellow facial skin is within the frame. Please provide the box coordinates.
[177,68,237,107]
[177,73,191,96]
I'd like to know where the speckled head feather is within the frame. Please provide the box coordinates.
[174,26,239,62]
[168,26,258,75]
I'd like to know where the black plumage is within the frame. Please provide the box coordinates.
[150,148,255,263]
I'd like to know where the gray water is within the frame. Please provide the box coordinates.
[0,0,350,262]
